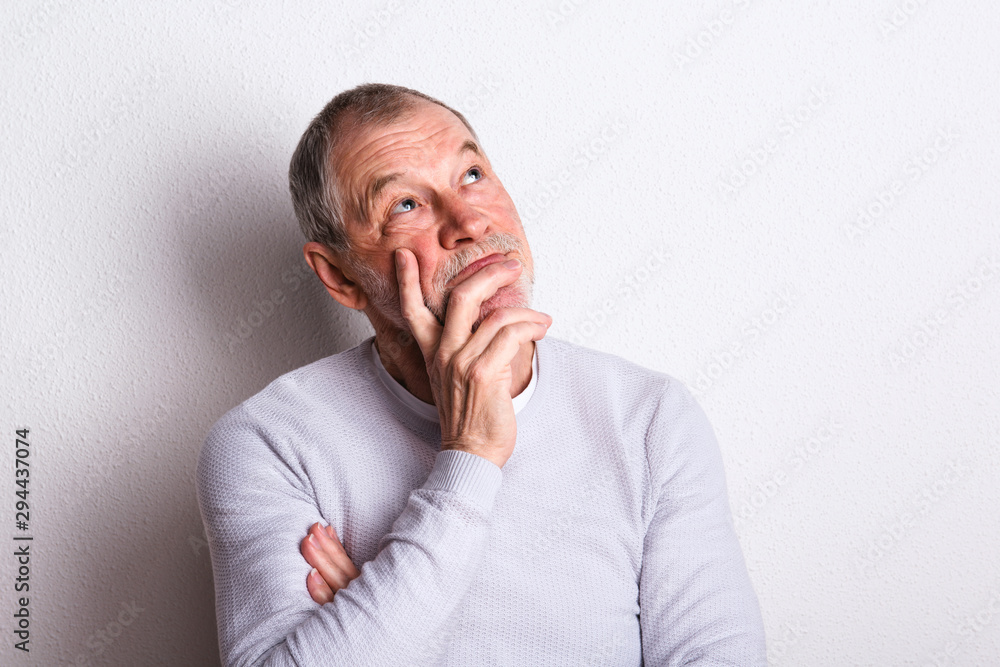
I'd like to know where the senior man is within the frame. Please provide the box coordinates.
[197,83,767,666]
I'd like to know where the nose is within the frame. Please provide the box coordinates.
[437,190,488,249]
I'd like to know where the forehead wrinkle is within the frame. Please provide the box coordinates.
[363,135,476,215]
[337,111,479,232]
[336,143,412,234]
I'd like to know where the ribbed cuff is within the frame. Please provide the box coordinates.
[422,449,503,513]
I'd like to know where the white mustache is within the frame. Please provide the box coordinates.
[435,233,524,294]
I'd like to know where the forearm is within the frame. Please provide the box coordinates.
[262,451,497,666]
[200,444,502,667]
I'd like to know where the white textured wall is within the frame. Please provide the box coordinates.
[3,1,998,664]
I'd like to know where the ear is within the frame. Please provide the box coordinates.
[303,242,369,311]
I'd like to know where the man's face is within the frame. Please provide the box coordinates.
[333,100,534,332]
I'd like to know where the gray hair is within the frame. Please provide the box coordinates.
[288,83,479,257]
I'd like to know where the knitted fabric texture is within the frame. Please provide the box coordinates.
[196,335,767,666]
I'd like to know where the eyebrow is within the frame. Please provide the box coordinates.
[460,139,482,158]
[367,173,402,213]
[359,140,485,224]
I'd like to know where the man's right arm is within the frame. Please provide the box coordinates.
[196,410,503,667]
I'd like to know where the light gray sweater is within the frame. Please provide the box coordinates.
[196,335,767,666]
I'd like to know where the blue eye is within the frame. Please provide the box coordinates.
[392,198,417,215]
[462,167,483,185]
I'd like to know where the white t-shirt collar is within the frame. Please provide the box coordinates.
[369,338,539,423]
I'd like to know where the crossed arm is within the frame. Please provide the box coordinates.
[212,391,767,666]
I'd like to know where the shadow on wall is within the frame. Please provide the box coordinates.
[132,143,371,664]
[178,151,368,395]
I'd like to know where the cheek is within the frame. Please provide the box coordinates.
[362,249,393,276]
[494,193,524,228]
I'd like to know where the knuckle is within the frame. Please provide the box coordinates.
[451,352,472,376]
[468,360,489,383]
[496,322,521,340]
[502,321,534,342]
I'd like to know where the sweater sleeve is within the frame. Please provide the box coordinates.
[638,379,767,666]
[196,406,501,667]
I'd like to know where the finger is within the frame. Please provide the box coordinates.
[438,257,524,358]
[300,534,353,591]
[316,524,361,579]
[471,320,551,383]
[311,523,361,580]
[307,567,334,604]
[395,248,442,355]
[463,307,552,360]
[300,528,355,591]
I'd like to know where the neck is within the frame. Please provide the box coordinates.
[372,327,535,405]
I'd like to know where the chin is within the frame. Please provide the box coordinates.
[472,284,532,327]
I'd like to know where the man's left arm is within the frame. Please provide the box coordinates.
[638,378,767,666]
